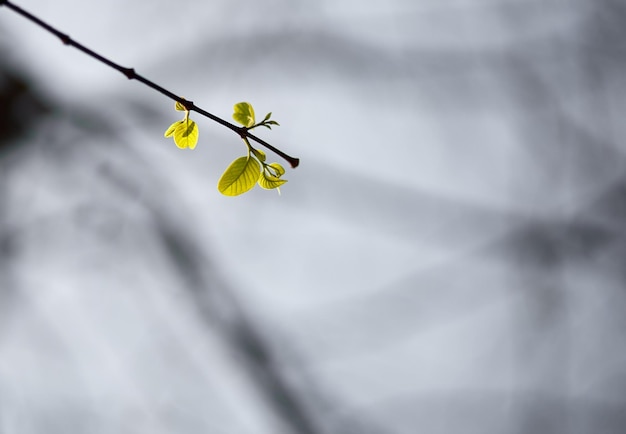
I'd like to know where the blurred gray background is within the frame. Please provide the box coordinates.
[1,0,626,433]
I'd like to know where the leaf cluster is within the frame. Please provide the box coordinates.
[165,101,287,196]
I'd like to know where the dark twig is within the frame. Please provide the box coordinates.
[0,0,300,168]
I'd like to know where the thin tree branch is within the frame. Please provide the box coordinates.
[0,0,300,168]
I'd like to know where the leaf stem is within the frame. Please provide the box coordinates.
[0,0,300,168]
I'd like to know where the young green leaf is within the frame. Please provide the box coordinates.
[165,119,198,149]
[233,102,255,128]
[218,156,261,196]
[175,100,187,111]
[268,162,286,177]
[258,172,287,190]
[252,148,267,162]
[164,121,180,138]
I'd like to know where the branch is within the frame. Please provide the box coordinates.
[0,0,300,168]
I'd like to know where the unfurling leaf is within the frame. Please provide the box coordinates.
[165,119,198,149]
[233,102,255,127]
[258,171,287,190]
[259,162,287,191]
[263,112,272,122]
[252,148,266,162]
[218,156,261,196]
[175,100,187,111]
[268,162,285,177]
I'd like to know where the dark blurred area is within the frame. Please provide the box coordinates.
[0,62,49,146]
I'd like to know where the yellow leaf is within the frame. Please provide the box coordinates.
[218,156,261,196]
[252,148,266,162]
[173,119,198,149]
[258,171,287,190]
[164,121,179,137]
[232,102,255,128]
[268,162,285,177]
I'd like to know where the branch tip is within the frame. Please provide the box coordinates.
[288,157,300,169]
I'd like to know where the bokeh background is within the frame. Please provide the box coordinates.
[2,0,626,433]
